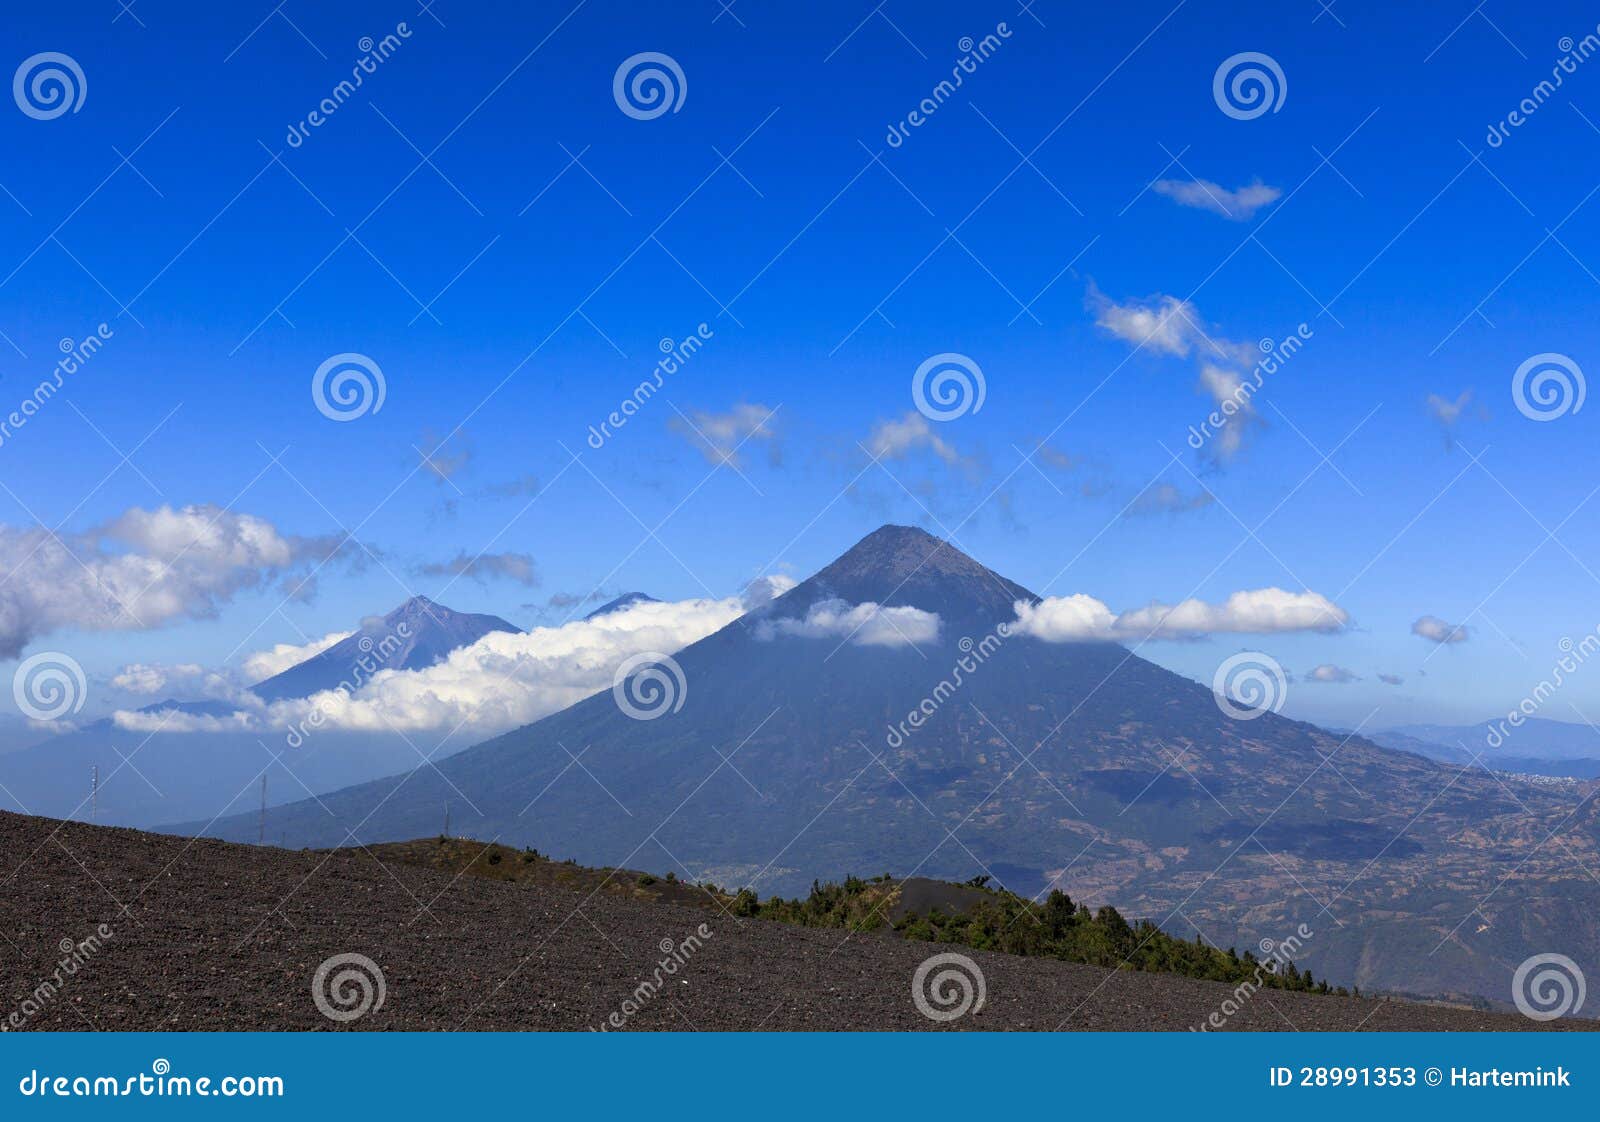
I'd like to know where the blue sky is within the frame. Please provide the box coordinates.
[4,0,1600,730]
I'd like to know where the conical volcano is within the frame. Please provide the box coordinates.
[193,525,1600,1006]
[782,523,1035,625]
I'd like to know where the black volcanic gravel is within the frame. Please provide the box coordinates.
[0,811,1585,1032]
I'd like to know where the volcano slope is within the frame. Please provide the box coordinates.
[190,525,1600,1011]
[1,811,1587,1031]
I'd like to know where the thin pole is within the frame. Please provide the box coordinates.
[90,765,98,824]
[443,801,450,838]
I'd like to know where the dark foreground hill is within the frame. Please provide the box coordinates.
[0,811,1581,1032]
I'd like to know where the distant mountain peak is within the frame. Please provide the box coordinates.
[251,597,518,702]
[387,595,446,622]
[584,592,659,620]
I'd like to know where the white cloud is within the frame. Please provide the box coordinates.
[1090,288,1258,366]
[1378,673,1404,686]
[865,411,960,465]
[1092,290,1198,357]
[1006,594,1119,642]
[742,574,797,610]
[0,505,349,659]
[756,598,941,648]
[1153,178,1281,220]
[111,662,207,695]
[1412,615,1470,644]
[113,707,260,734]
[1012,587,1348,642]
[1307,663,1359,683]
[241,630,354,682]
[117,595,750,740]
[669,403,778,467]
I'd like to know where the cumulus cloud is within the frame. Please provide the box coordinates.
[742,574,798,610]
[1412,615,1470,644]
[1378,673,1404,686]
[111,662,207,695]
[669,403,779,467]
[0,505,352,659]
[1307,663,1359,683]
[419,550,539,587]
[241,630,353,682]
[1012,587,1348,642]
[755,599,940,648]
[115,595,751,740]
[866,411,961,465]
[1153,177,1281,220]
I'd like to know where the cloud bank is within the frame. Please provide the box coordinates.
[115,595,751,739]
[1011,587,1348,642]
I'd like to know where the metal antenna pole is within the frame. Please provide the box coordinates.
[443,801,450,838]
